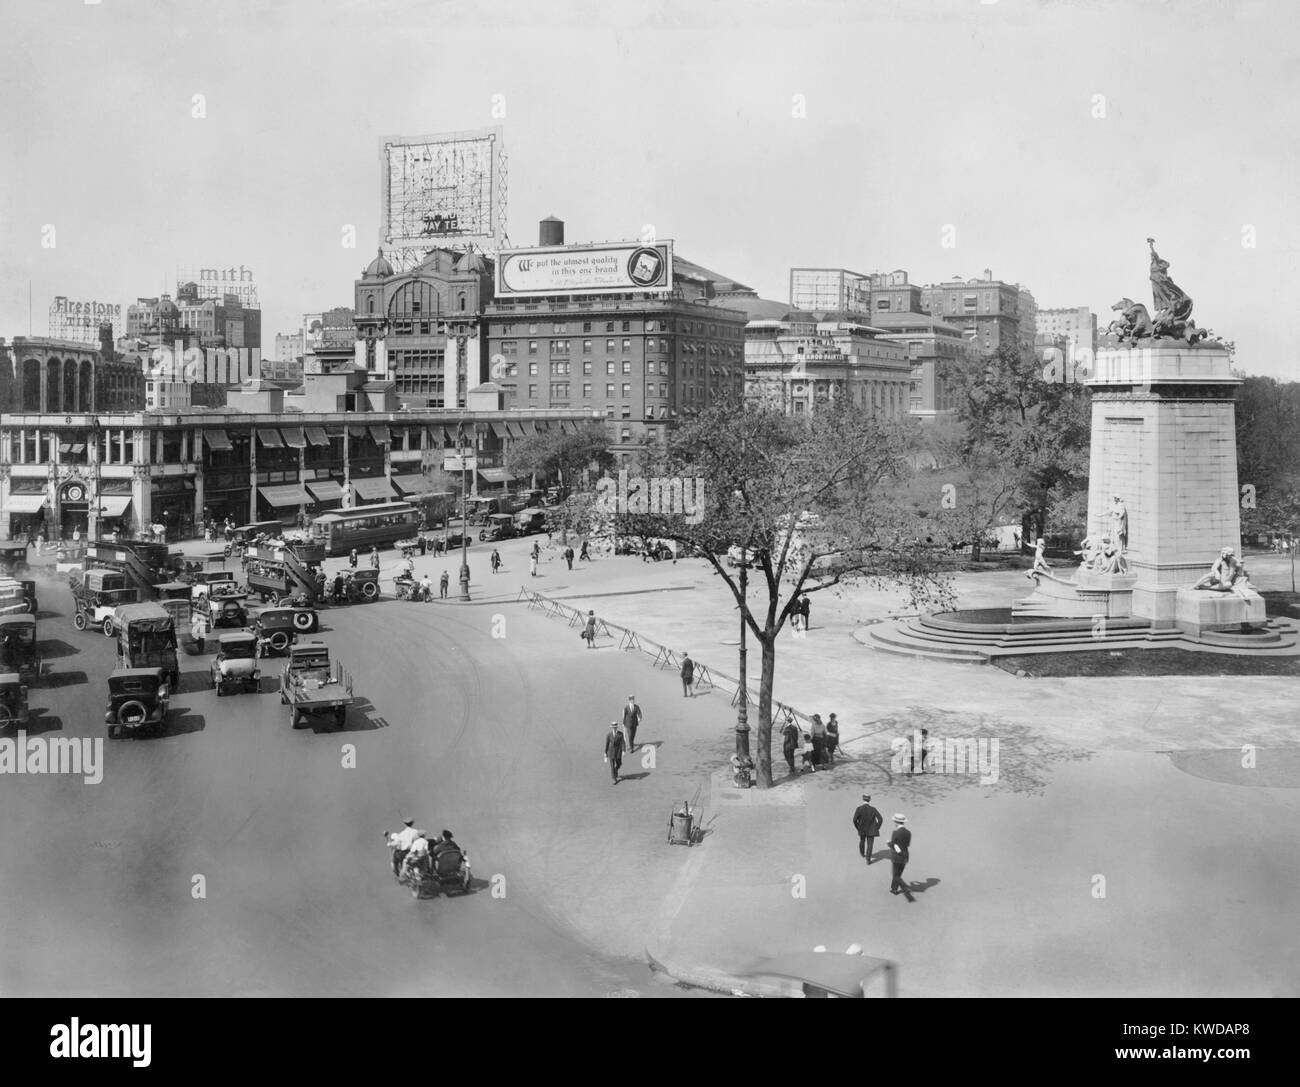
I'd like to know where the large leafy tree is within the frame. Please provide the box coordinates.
[951,344,1091,544]
[1235,376,1300,498]
[507,421,615,494]
[619,398,953,788]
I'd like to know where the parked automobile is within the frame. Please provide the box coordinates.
[112,602,180,689]
[250,606,313,656]
[478,514,517,543]
[104,667,170,739]
[0,614,41,684]
[71,569,141,634]
[0,673,30,730]
[513,508,547,536]
[210,631,261,696]
[0,542,29,577]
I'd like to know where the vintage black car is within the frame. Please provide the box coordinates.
[210,631,261,695]
[0,542,29,578]
[0,614,41,684]
[250,606,314,656]
[113,602,180,688]
[0,673,30,729]
[478,514,517,543]
[104,667,170,738]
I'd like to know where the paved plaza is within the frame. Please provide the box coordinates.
[7,533,1294,997]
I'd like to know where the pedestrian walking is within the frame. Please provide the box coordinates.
[564,545,574,570]
[439,570,449,599]
[529,553,538,577]
[370,546,380,570]
[582,610,597,648]
[853,794,883,864]
[680,652,694,697]
[34,532,44,554]
[531,540,540,562]
[909,727,930,774]
[810,713,827,767]
[604,721,625,785]
[888,814,912,899]
[825,713,840,763]
[622,694,642,751]
[799,594,811,631]
[579,539,590,561]
[491,548,501,574]
[781,718,800,775]
[349,548,358,570]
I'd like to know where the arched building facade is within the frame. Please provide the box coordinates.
[8,337,99,413]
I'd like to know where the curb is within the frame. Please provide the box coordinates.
[644,946,787,998]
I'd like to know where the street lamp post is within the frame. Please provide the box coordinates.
[736,557,750,759]
[459,434,471,601]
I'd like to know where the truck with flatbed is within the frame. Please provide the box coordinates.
[280,641,355,728]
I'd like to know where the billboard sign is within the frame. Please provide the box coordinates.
[496,241,674,298]
[176,266,259,306]
[49,297,122,343]
[380,127,505,251]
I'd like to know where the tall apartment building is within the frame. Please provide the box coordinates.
[920,270,1035,356]
[1035,305,1098,355]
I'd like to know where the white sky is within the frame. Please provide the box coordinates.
[2,0,1297,377]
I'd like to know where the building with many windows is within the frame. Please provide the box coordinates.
[482,222,747,464]
[0,362,598,542]
[789,268,873,316]
[1035,305,1098,356]
[863,311,970,421]
[743,314,912,418]
[920,270,1036,356]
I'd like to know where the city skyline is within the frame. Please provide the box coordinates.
[3,0,1297,377]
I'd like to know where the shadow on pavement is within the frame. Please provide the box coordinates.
[904,877,940,896]
[38,638,83,660]
[43,670,88,689]
[5,709,62,736]
[162,710,206,737]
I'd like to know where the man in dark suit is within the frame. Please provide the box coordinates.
[622,695,642,751]
[604,722,625,784]
[888,814,912,899]
[852,794,884,863]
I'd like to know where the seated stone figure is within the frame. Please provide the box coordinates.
[1192,547,1251,596]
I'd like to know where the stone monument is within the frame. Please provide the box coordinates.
[1017,239,1264,635]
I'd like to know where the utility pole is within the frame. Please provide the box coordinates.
[459,422,471,600]
[736,557,750,758]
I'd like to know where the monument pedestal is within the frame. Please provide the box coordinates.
[1013,570,1134,618]
[1174,588,1266,636]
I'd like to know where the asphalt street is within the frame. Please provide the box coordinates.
[0,541,716,998]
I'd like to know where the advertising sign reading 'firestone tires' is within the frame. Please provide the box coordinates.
[496,241,673,298]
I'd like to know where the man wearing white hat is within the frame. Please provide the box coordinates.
[888,814,912,900]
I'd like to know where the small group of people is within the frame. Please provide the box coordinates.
[388,820,463,883]
[780,712,840,774]
[602,694,644,784]
[852,796,913,899]
[789,594,812,632]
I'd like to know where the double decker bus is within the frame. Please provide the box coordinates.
[309,503,420,556]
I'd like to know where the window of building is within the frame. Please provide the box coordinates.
[553,322,565,334]
[621,338,630,352]
[621,321,630,332]
[605,322,615,333]
[582,361,592,374]
[501,341,518,356]
[528,361,538,375]
[621,383,631,397]
[622,361,631,374]
[528,384,537,398]
[550,383,569,398]
[528,340,538,354]
[507,363,518,377]
[659,383,667,397]
[582,383,592,398]
[647,384,656,397]
[582,322,592,333]
[550,340,570,355]
[606,383,615,397]
[606,361,615,375]
[528,324,538,334]
[620,407,631,420]
[606,339,616,353]
[582,339,592,353]
[646,360,655,375]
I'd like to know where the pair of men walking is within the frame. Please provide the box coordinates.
[852,795,913,900]
[603,695,643,784]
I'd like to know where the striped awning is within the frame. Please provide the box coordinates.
[259,484,311,507]
[520,420,537,435]
[478,468,520,484]
[391,473,435,497]
[257,429,284,448]
[490,421,510,439]
[348,425,367,438]
[280,426,306,448]
[305,426,330,446]
[99,496,133,517]
[352,476,397,502]
[306,479,344,502]
[368,424,390,444]
[203,429,232,451]
[506,422,526,439]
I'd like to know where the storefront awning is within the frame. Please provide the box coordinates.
[257,429,284,448]
[348,425,367,438]
[280,426,306,448]
[391,473,435,497]
[306,479,345,502]
[368,424,390,445]
[305,426,330,446]
[490,421,510,439]
[352,476,397,502]
[478,468,520,484]
[203,429,232,451]
[520,420,537,435]
[99,496,132,517]
[3,494,48,513]
[505,422,526,439]
[259,484,311,507]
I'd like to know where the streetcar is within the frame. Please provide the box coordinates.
[308,502,421,556]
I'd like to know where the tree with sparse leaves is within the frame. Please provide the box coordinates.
[619,398,953,788]
[508,422,615,495]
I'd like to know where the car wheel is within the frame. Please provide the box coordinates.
[102,618,115,637]
[361,581,379,601]
[73,611,87,631]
